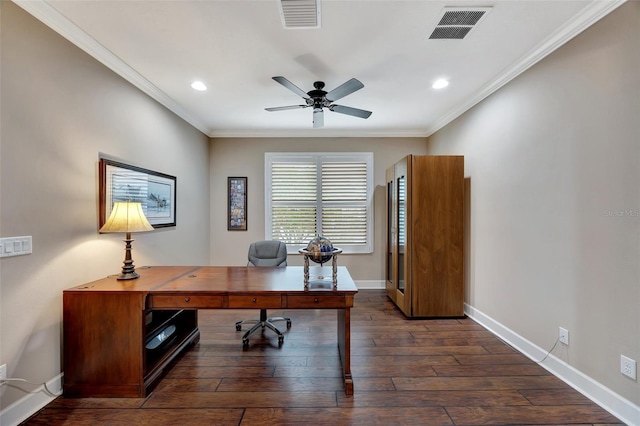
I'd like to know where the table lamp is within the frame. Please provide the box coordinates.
[100,201,154,280]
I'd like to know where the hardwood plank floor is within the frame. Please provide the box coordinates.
[22,290,624,425]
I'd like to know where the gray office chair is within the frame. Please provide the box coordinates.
[235,240,291,346]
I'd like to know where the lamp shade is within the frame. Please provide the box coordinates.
[100,202,154,233]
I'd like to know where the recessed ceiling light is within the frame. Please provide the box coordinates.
[432,79,449,89]
[191,81,207,91]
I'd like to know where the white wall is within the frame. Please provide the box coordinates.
[428,0,639,410]
[0,2,210,419]
[209,137,428,281]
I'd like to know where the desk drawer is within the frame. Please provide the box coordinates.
[288,295,346,308]
[228,295,282,309]
[149,295,225,309]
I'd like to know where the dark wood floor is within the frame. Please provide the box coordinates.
[23,290,624,425]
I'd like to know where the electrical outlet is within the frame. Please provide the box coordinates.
[0,364,7,384]
[620,355,637,380]
[558,327,569,345]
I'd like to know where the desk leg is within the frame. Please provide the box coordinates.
[337,308,353,395]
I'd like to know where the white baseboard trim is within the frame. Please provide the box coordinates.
[0,373,63,426]
[465,303,640,426]
[355,280,385,290]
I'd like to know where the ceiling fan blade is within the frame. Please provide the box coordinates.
[325,78,364,102]
[272,76,310,99]
[265,105,308,112]
[329,104,372,119]
[313,108,324,128]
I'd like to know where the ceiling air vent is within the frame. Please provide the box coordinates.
[428,7,491,40]
[279,0,321,29]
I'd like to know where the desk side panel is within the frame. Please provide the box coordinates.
[63,292,146,397]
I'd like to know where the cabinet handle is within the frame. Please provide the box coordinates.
[184,297,190,303]
[314,298,319,303]
[252,298,257,303]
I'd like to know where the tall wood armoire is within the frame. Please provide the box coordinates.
[385,155,464,317]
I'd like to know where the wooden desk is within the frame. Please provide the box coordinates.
[63,266,358,398]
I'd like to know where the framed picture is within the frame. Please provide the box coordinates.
[228,177,247,231]
[99,158,176,229]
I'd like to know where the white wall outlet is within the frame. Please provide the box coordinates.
[620,355,637,380]
[558,327,569,345]
[0,363,7,384]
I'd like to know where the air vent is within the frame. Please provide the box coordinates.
[279,0,321,29]
[428,7,491,40]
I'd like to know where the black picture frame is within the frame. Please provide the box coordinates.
[228,177,247,231]
[99,158,177,229]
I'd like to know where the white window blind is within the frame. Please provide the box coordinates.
[265,152,373,254]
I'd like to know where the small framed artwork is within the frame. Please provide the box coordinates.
[228,177,247,231]
[99,158,177,229]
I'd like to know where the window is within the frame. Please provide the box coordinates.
[265,152,373,254]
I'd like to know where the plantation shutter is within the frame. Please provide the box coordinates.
[266,152,373,253]
[321,161,368,245]
[270,161,317,244]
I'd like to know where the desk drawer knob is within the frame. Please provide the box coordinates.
[314,298,319,303]
[184,297,190,303]
[252,298,257,303]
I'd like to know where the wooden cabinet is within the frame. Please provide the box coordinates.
[63,269,201,398]
[386,155,464,317]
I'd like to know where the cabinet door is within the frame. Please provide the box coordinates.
[395,157,411,315]
[385,167,396,296]
[385,157,411,316]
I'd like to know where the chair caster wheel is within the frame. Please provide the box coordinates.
[278,335,284,344]
[286,320,292,328]
[242,338,249,347]
[236,324,242,331]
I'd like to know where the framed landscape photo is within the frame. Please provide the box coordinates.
[99,158,177,229]
[228,177,247,231]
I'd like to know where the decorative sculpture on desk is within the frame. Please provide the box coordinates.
[299,236,342,288]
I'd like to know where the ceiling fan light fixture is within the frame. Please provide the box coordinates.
[190,81,207,91]
[432,79,449,89]
[265,76,372,128]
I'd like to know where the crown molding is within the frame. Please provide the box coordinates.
[12,0,212,136]
[208,129,429,139]
[424,0,628,137]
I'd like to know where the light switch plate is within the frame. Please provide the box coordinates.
[0,236,32,258]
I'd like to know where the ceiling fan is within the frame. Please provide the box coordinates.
[265,76,372,128]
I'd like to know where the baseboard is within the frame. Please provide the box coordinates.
[465,303,640,426]
[0,373,63,426]
[355,280,385,289]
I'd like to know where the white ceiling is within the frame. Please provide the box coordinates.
[15,0,625,138]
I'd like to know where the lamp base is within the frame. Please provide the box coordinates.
[116,271,140,280]
[116,234,140,280]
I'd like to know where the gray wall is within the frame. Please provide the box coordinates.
[209,137,428,281]
[428,1,639,407]
[0,1,210,413]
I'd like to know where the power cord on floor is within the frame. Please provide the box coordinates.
[1,377,62,397]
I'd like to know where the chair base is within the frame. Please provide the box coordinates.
[235,309,291,346]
